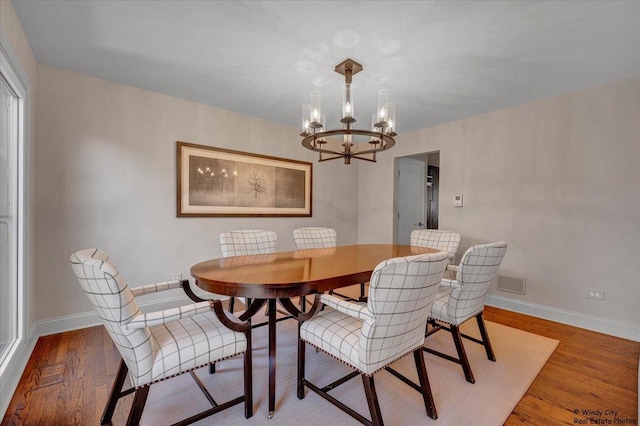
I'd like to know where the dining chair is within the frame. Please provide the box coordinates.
[293,226,367,302]
[70,249,253,425]
[424,241,508,384]
[292,227,356,306]
[219,229,278,313]
[297,251,450,425]
[410,229,461,265]
[293,227,337,249]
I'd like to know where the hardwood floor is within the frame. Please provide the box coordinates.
[2,306,639,425]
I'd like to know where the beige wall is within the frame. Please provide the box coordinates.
[358,78,640,328]
[35,64,359,321]
[0,0,37,330]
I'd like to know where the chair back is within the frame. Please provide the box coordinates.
[70,249,154,386]
[293,227,337,249]
[361,252,449,372]
[448,241,507,322]
[219,230,277,257]
[410,229,461,261]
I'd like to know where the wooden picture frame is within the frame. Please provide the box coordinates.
[177,141,312,217]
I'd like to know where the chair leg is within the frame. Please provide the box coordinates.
[359,282,367,302]
[362,375,384,426]
[101,359,129,425]
[229,297,235,313]
[244,328,253,419]
[297,339,306,399]
[476,313,496,361]
[451,325,475,384]
[413,349,437,419]
[126,386,150,426]
[209,362,216,374]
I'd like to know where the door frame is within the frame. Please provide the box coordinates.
[393,151,440,244]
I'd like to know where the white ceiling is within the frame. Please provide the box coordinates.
[11,0,640,134]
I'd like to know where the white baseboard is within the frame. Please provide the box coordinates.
[30,294,640,342]
[486,294,640,342]
[34,294,199,337]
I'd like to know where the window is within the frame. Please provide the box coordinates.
[0,54,24,374]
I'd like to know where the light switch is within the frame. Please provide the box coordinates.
[454,194,463,207]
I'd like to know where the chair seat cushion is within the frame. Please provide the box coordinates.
[300,308,363,372]
[148,311,247,385]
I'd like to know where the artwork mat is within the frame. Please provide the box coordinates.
[177,141,312,217]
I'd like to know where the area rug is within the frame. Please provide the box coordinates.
[141,315,558,425]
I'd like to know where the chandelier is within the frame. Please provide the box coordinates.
[300,58,396,164]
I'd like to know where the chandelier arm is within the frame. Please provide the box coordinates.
[318,155,346,162]
[348,154,378,163]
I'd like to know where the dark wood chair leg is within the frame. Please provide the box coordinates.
[297,338,306,399]
[101,359,128,425]
[229,297,235,313]
[413,349,437,419]
[209,362,216,374]
[476,313,496,361]
[451,325,475,384]
[244,326,253,419]
[126,386,150,426]
[362,375,384,426]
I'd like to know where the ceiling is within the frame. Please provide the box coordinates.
[11,0,640,134]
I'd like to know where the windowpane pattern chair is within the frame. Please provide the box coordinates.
[293,227,367,302]
[70,249,253,425]
[410,229,461,264]
[425,241,507,384]
[293,227,337,249]
[219,229,278,313]
[293,227,353,306]
[297,252,449,425]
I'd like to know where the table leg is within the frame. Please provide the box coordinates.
[268,298,276,419]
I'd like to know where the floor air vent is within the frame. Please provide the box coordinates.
[497,275,526,295]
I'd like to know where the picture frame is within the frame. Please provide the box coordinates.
[177,141,312,217]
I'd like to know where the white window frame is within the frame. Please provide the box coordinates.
[0,44,27,400]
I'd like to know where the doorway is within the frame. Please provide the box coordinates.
[394,151,440,244]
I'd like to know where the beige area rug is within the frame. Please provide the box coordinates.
[141,311,558,426]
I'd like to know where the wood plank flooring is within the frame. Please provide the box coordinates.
[2,306,639,425]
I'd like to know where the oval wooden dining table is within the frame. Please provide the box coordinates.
[190,244,439,419]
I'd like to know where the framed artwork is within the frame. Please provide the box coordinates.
[177,141,312,217]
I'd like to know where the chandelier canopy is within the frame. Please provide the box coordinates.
[300,58,396,164]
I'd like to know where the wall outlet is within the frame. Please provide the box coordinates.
[586,289,605,300]
[169,273,182,281]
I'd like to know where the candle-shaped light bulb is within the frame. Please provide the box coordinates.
[310,91,321,125]
[317,115,326,143]
[385,103,396,134]
[377,89,389,124]
[342,83,354,119]
[370,114,379,143]
[301,104,311,134]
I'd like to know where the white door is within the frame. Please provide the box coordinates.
[397,158,425,245]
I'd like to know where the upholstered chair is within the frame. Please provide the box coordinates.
[293,226,367,303]
[410,229,462,264]
[293,227,349,306]
[219,229,278,312]
[425,241,508,384]
[293,227,337,249]
[298,252,449,425]
[70,249,252,425]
